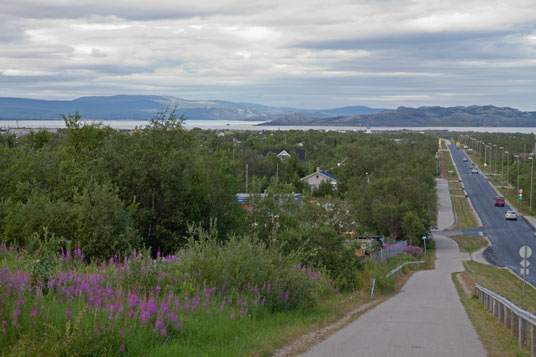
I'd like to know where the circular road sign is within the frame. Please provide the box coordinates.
[519,246,532,258]
[519,188,524,194]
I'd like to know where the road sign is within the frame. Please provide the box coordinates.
[422,235,427,240]
[519,188,524,194]
[520,246,531,296]
[520,246,532,258]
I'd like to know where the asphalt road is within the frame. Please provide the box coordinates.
[449,144,536,285]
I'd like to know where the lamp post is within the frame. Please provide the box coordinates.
[484,145,488,169]
[515,154,520,200]
[494,144,497,180]
[500,147,504,183]
[506,151,510,195]
[530,156,534,213]
[488,143,492,176]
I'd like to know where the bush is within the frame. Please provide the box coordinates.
[181,224,327,311]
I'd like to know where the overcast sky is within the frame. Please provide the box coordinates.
[1,0,536,110]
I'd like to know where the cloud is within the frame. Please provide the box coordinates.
[1,0,536,110]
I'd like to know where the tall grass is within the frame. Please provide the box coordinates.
[0,227,337,356]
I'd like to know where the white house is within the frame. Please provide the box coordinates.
[300,168,338,190]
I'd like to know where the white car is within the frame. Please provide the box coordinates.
[505,211,518,220]
[471,168,479,174]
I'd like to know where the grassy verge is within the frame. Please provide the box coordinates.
[448,236,535,356]
[447,235,488,253]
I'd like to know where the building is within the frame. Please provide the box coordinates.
[262,149,306,160]
[300,168,338,190]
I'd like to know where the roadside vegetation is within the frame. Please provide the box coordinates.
[0,112,438,354]
[448,235,535,357]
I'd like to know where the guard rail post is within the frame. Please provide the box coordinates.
[520,317,527,347]
[532,324,536,356]
[506,307,512,329]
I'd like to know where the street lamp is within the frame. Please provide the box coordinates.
[530,156,534,213]
[500,147,504,184]
[484,145,488,169]
[494,144,497,180]
[515,154,520,201]
[505,151,510,195]
[488,143,492,176]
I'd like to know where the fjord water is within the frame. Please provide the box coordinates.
[2,119,536,133]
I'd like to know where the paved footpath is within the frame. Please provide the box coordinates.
[300,179,486,357]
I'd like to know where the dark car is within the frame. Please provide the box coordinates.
[494,196,505,206]
[463,158,468,162]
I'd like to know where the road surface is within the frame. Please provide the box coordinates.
[449,144,536,286]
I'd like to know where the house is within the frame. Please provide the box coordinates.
[300,168,338,190]
[263,149,306,160]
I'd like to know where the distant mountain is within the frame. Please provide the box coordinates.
[0,95,384,121]
[262,105,536,127]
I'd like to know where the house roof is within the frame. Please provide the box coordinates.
[300,169,338,182]
[263,149,306,160]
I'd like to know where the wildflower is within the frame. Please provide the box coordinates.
[230,310,235,319]
[174,321,182,330]
[30,309,38,318]
[160,328,167,337]
[155,319,163,330]
[119,344,125,352]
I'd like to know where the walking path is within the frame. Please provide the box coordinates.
[300,179,486,357]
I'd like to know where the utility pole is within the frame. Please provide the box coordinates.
[245,164,249,193]
[276,163,279,185]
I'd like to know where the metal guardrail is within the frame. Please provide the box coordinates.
[475,283,536,355]
[385,261,425,278]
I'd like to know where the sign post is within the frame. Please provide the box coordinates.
[422,235,427,255]
[519,246,532,296]
[519,188,524,202]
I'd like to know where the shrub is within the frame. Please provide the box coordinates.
[181,223,327,311]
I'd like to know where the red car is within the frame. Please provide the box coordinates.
[494,196,505,207]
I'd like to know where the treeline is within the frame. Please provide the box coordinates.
[0,113,437,288]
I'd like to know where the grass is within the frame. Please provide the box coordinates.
[448,235,536,357]
[447,235,488,253]
[452,273,530,357]
[0,243,436,356]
